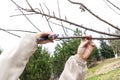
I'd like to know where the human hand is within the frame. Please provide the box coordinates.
[77,35,95,61]
[35,31,56,44]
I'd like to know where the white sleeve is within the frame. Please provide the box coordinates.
[59,55,86,80]
[0,34,37,80]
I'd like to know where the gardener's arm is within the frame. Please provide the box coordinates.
[0,32,54,80]
[59,35,95,80]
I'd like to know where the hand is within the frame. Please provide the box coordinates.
[35,31,55,44]
[77,35,95,61]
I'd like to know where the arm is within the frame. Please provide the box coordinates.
[59,55,87,80]
[59,35,95,80]
[0,32,55,80]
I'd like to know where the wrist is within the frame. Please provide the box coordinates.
[75,55,87,67]
[81,56,87,62]
[76,54,87,62]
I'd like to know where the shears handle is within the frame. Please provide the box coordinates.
[37,34,59,41]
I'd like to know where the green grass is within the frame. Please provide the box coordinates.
[86,57,120,80]
[86,68,120,80]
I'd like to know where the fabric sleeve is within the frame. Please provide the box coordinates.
[59,55,87,80]
[0,34,37,80]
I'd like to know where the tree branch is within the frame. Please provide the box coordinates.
[0,27,21,38]
[68,0,120,31]
[4,29,37,33]
[106,0,120,11]
[103,0,120,15]
[56,36,120,40]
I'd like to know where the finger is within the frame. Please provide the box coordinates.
[81,35,87,41]
[82,42,95,61]
[82,35,92,40]
[81,35,91,43]
[38,39,54,44]
[90,42,95,47]
[80,40,89,48]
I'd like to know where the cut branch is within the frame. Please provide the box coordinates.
[56,36,120,40]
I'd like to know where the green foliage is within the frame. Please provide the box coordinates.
[20,46,52,80]
[0,50,2,54]
[88,47,99,60]
[0,48,2,54]
[99,40,114,59]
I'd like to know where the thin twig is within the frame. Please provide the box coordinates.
[106,0,120,11]
[49,21,75,32]
[18,7,41,32]
[5,29,37,33]
[39,3,53,32]
[44,3,50,15]
[10,13,36,17]
[103,0,120,15]
[57,0,67,36]
[11,0,32,12]
[26,0,34,11]
[0,28,21,38]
